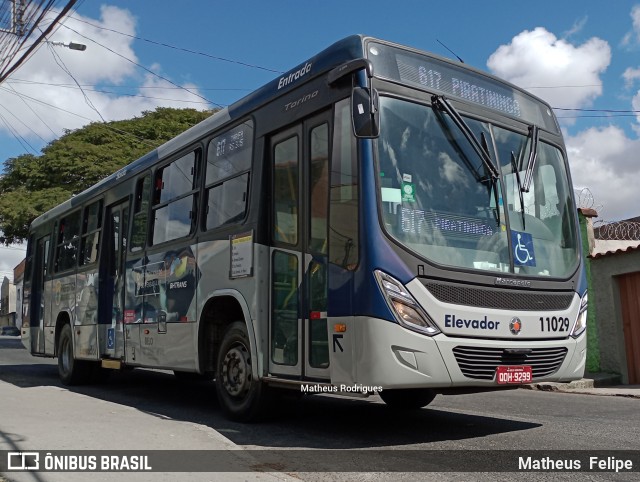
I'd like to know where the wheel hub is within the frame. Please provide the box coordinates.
[222,344,251,397]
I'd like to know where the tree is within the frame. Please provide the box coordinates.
[0,107,214,244]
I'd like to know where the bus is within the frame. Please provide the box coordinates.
[21,35,587,421]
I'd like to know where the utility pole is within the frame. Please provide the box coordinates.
[0,0,26,36]
[15,0,25,36]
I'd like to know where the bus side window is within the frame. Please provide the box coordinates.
[55,210,81,272]
[273,136,299,245]
[205,121,253,230]
[80,200,103,265]
[131,175,151,252]
[151,150,200,245]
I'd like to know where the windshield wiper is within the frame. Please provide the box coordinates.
[522,125,539,192]
[482,131,501,226]
[510,151,526,230]
[431,95,499,180]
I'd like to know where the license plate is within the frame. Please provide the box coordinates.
[496,365,532,384]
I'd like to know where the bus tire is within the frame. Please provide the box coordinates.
[57,324,92,385]
[215,321,271,421]
[379,388,436,410]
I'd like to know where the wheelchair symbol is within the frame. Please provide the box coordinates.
[514,233,533,264]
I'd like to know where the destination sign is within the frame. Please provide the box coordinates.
[367,42,559,133]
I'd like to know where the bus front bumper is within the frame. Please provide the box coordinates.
[339,317,586,389]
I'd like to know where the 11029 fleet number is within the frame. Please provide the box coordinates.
[539,316,570,332]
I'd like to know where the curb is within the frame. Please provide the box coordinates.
[522,378,594,392]
[521,373,640,398]
[522,372,622,392]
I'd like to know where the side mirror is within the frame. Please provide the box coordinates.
[351,87,379,138]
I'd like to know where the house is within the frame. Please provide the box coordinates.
[14,259,25,329]
[583,212,640,384]
[0,276,16,327]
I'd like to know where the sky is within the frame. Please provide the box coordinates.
[2,0,640,278]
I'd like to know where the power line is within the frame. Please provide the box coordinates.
[8,78,251,92]
[5,82,57,136]
[553,106,640,119]
[6,79,213,105]
[0,97,49,144]
[0,85,163,149]
[0,84,96,122]
[66,14,284,75]
[0,1,80,84]
[0,109,38,153]
[58,22,219,108]
[525,84,602,89]
[554,107,640,113]
[9,73,636,121]
[556,114,640,119]
[46,39,105,122]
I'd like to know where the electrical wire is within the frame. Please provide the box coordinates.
[46,39,105,122]
[58,22,219,108]
[0,97,49,143]
[0,109,38,153]
[0,85,164,149]
[8,78,251,92]
[0,1,80,84]
[66,14,284,74]
[6,79,213,105]
[5,82,57,136]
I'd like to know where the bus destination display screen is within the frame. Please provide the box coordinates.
[367,41,559,133]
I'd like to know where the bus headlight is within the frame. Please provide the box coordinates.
[374,270,440,336]
[570,292,587,338]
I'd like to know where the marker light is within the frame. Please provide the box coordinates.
[374,270,440,336]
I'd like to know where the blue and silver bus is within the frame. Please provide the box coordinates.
[21,35,587,420]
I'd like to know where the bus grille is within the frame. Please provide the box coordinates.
[452,346,568,380]
[423,281,574,311]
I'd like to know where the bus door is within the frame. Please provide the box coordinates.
[28,235,50,354]
[99,200,129,359]
[269,111,331,380]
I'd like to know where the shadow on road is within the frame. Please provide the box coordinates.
[0,338,541,449]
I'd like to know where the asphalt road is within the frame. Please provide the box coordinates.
[1,335,639,481]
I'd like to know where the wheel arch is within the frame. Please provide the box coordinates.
[198,289,261,379]
[54,311,72,357]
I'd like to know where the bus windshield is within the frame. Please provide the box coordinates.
[376,96,579,278]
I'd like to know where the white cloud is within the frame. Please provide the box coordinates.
[0,242,26,282]
[563,16,588,40]
[566,126,640,221]
[623,67,640,88]
[486,27,638,221]
[567,4,640,221]
[0,6,208,145]
[622,4,640,46]
[487,27,610,110]
[630,90,640,133]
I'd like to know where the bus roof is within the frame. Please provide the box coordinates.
[30,34,556,229]
[30,35,367,229]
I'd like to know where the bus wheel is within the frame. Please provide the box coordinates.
[379,388,436,410]
[57,324,91,385]
[215,322,271,421]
